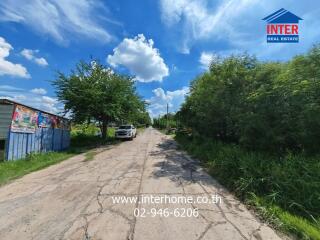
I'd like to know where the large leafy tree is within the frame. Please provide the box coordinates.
[52,60,148,139]
[179,45,320,154]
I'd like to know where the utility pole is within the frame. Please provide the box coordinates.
[166,103,169,131]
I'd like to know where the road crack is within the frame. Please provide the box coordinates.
[127,132,153,240]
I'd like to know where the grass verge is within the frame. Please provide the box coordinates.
[83,151,98,162]
[155,127,176,136]
[0,127,118,186]
[0,151,74,186]
[175,133,320,240]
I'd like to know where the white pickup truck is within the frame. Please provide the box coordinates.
[115,125,137,140]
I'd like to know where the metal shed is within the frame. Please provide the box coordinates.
[0,99,70,161]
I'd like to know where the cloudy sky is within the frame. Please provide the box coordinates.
[0,0,319,117]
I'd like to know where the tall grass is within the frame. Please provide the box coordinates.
[175,133,320,239]
[70,126,116,149]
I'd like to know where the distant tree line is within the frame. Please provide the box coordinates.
[179,45,320,154]
[153,113,177,129]
[53,60,151,139]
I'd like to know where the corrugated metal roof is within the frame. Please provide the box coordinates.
[0,98,69,120]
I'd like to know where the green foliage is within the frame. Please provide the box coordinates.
[52,60,150,139]
[153,113,177,129]
[249,195,320,240]
[0,152,74,186]
[133,111,152,126]
[180,45,320,153]
[175,133,320,239]
[70,125,116,149]
[71,123,100,137]
[83,151,98,162]
[0,127,119,186]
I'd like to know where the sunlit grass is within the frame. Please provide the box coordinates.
[0,127,118,186]
[0,152,74,186]
[175,133,320,240]
[250,195,320,240]
[83,151,97,162]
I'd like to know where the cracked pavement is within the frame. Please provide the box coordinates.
[0,128,284,240]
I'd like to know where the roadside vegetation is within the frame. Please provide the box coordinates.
[152,113,178,130]
[0,58,151,186]
[0,124,116,186]
[175,134,320,239]
[70,124,117,149]
[0,152,74,186]
[52,59,151,140]
[163,45,320,239]
[152,113,180,136]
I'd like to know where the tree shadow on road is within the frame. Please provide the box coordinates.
[149,138,227,194]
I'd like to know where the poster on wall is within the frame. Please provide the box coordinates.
[11,105,38,133]
[38,112,52,128]
[51,116,58,128]
[37,112,70,130]
[61,118,70,130]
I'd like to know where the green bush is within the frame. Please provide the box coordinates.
[179,45,320,154]
[175,133,320,238]
[153,114,177,130]
[70,125,116,149]
[0,126,118,186]
[71,123,100,137]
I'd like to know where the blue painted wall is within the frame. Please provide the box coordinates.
[5,128,70,161]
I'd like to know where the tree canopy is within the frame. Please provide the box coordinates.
[52,60,150,139]
[179,44,320,154]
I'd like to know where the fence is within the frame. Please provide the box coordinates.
[6,128,70,161]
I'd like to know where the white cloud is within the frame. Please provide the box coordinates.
[0,85,61,114]
[0,85,23,91]
[20,49,33,60]
[30,88,47,95]
[160,0,320,60]
[160,0,261,53]
[0,37,29,78]
[21,49,48,67]
[199,52,217,69]
[148,86,189,117]
[0,0,112,45]
[107,34,169,82]
[42,95,57,105]
[35,58,48,66]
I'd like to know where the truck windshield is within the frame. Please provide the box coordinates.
[119,126,132,129]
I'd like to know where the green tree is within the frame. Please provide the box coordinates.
[153,113,177,129]
[179,45,320,154]
[52,60,148,139]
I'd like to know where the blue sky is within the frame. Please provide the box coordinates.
[0,0,319,118]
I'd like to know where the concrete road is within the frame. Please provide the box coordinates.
[0,128,284,240]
